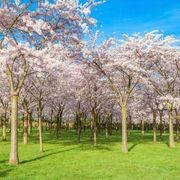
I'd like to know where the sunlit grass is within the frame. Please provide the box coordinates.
[0,129,179,179]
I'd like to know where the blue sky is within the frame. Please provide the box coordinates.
[18,0,180,38]
[85,0,180,38]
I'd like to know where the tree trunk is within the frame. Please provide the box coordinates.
[105,122,108,138]
[9,95,19,165]
[93,123,97,146]
[128,115,132,136]
[77,113,81,143]
[168,110,175,148]
[56,114,60,139]
[0,115,2,129]
[121,104,128,153]
[2,120,6,141]
[163,121,166,134]
[175,109,179,142]
[141,120,145,135]
[50,109,53,130]
[159,110,163,140]
[23,101,28,144]
[153,111,157,143]
[176,118,180,142]
[93,111,98,146]
[28,112,32,135]
[38,104,43,152]
[1,110,7,141]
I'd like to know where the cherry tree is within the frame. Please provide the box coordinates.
[84,36,147,152]
[0,74,9,141]
[0,0,103,165]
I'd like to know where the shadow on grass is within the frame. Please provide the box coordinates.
[11,129,171,153]
[0,160,7,163]
[20,147,77,164]
[0,169,13,177]
[128,143,138,152]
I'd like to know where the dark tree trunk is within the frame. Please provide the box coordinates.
[56,105,64,139]
[153,110,157,143]
[76,102,81,143]
[159,110,163,140]
[28,112,32,135]
[175,109,179,142]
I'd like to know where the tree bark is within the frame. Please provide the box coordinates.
[121,104,128,153]
[56,110,63,139]
[23,100,28,144]
[56,114,60,139]
[175,109,179,142]
[105,121,108,138]
[159,110,163,140]
[93,110,98,146]
[28,112,32,135]
[93,123,97,146]
[168,110,175,148]
[153,111,157,143]
[1,110,7,141]
[38,103,43,152]
[2,120,6,141]
[76,112,81,143]
[9,95,19,165]
[141,120,145,135]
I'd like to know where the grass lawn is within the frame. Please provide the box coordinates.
[0,129,180,180]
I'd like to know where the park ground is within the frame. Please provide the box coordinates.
[0,129,180,180]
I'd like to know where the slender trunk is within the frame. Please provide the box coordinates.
[39,116,43,152]
[159,110,163,140]
[163,121,166,134]
[56,114,59,139]
[77,123,81,143]
[175,109,179,142]
[141,120,145,135]
[121,104,128,153]
[23,102,28,144]
[9,95,19,165]
[56,116,60,138]
[1,110,7,141]
[38,104,43,152]
[66,120,69,131]
[93,122,97,146]
[28,113,32,135]
[77,114,81,143]
[2,120,6,141]
[60,119,62,137]
[128,115,132,136]
[176,118,180,142]
[153,111,157,143]
[57,110,63,139]
[168,110,175,147]
[93,111,97,146]
[105,122,108,138]
[83,118,86,133]
[50,110,53,130]
[110,114,113,135]
[0,115,2,129]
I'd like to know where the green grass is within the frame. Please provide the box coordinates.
[0,129,180,180]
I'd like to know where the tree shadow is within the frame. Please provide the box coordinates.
[0,160,7,163]
[20,147,77,164]
[128,143,138,152]
[0,169,13,177]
